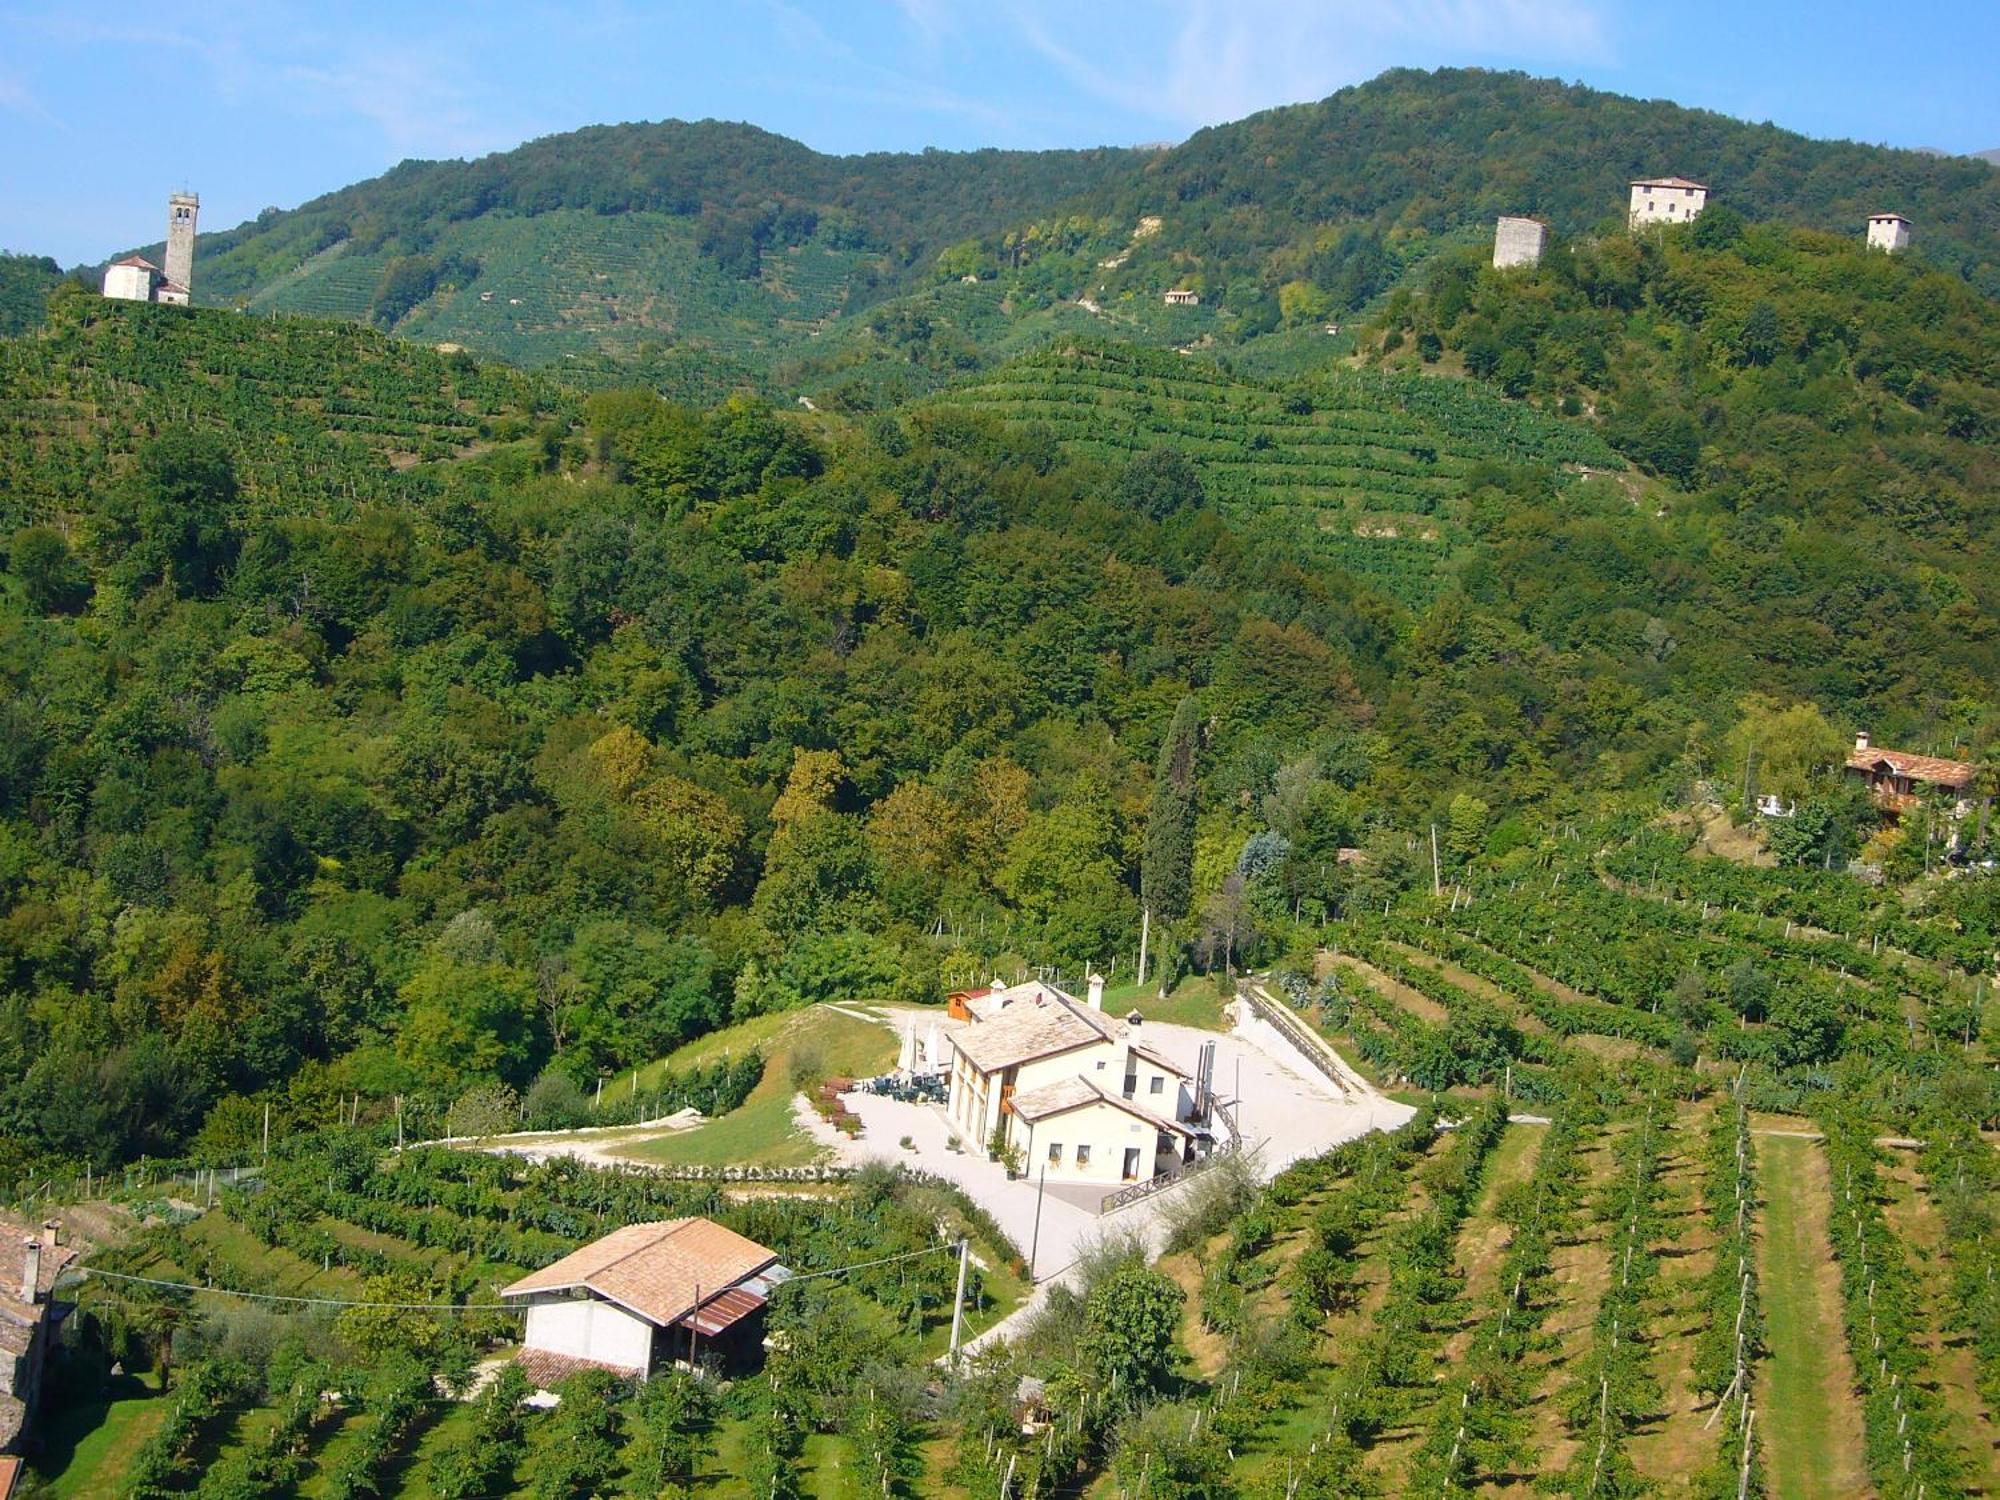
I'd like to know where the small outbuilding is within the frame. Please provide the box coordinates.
[1162,288,1200,306]
[500,1218,788,1384]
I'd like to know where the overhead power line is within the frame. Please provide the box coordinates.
[66,1240,959,1314]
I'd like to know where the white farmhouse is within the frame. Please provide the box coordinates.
[1866,213,1912,253]
[944,976,1205,1188]
[1629,177,1708,228]
[1163,288,1200,306]
[499,1217,787,1384]
[1492,216,1548,269]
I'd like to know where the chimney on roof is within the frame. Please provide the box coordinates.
[1087,972,1105,1011]
[41,1220,61,1249]
[1856,731,1871,752]
[20,1239,40,1304]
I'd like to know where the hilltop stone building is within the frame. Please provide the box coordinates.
[1629,177,1707,228]
[102,192,197,305]
[1493,215,1548,269]
[1867,213,1912,253]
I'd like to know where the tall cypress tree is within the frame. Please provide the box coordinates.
[1142,696,1200,924]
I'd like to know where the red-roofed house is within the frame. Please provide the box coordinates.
[1845,732,1983,820]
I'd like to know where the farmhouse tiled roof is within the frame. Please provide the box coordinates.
[1631,176,1707,189]
[947,990,1116,1073]
[1846,747,1977,788]
[512,1347,644,1387]
[1006,1075,1099,1121]
[1007,1076,1195,1136]
[109,255,159,270]
[500,1218,777,1328]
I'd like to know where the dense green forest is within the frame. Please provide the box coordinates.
[80,69,1999,378]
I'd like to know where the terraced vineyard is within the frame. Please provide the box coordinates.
[50,1141,1027,1498]
[0,297,562,526]
[243,211,887,369]
[927,340,1626,606]
[33,828,1999,1497]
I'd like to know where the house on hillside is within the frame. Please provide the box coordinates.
[1867,213,1913,253]
[1845,732,1982,821]
[1,1222,77,1453]
[944,976,1210,1189]
[1162,289,1200,306]
[499,1218,788,1385]
[1629,177,1708,228]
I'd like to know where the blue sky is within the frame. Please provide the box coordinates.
[3,0,1996,265]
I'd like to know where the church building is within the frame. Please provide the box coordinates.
[102,193,197,306]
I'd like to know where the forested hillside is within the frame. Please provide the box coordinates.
[1366,208,2000,711]
[3,220,1996,1179]
[0,252,64,337]
[95,69,1999,374]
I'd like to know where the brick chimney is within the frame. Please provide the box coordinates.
[20,1238,40,1304]
[1086,972,1105,1011]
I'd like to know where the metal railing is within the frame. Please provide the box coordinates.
[1239,980,1354,1096]
[1098,1132,1239,1215]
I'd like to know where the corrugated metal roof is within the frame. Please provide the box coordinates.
[677,1284,765,1336]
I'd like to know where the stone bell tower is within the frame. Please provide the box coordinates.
[164,191,198,298]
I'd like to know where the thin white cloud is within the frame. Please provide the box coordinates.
[1002,0,1612,130]
[891,0,957,45]
[23,1,529,161]
[0,69,65,128]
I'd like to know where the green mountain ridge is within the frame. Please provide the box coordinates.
[84,68,2000,377]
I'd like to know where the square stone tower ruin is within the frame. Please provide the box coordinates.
[163,191,198,302]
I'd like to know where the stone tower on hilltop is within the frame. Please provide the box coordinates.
[164,191,198,299]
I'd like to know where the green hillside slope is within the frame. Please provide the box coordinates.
[104,69,1998,372]
[927,339,1626,605]
[0,290,563,528]
[0,253,65,336]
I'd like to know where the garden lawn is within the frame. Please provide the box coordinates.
[30,1370,168,1497]
[621,1007,898,1169]
[1102,975,1232,1029]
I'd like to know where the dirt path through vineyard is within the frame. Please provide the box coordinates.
[1756,1134,1872,1500]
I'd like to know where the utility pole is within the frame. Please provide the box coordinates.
[1028,1166,1047,1281]
[1137,907,1151,990]
[1431,823,1442,898]
[262,1103,270,1165]
[395,1096,403,1152]
[948,1238,970,1367]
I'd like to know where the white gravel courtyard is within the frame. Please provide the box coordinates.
[803,996,1412,1344]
